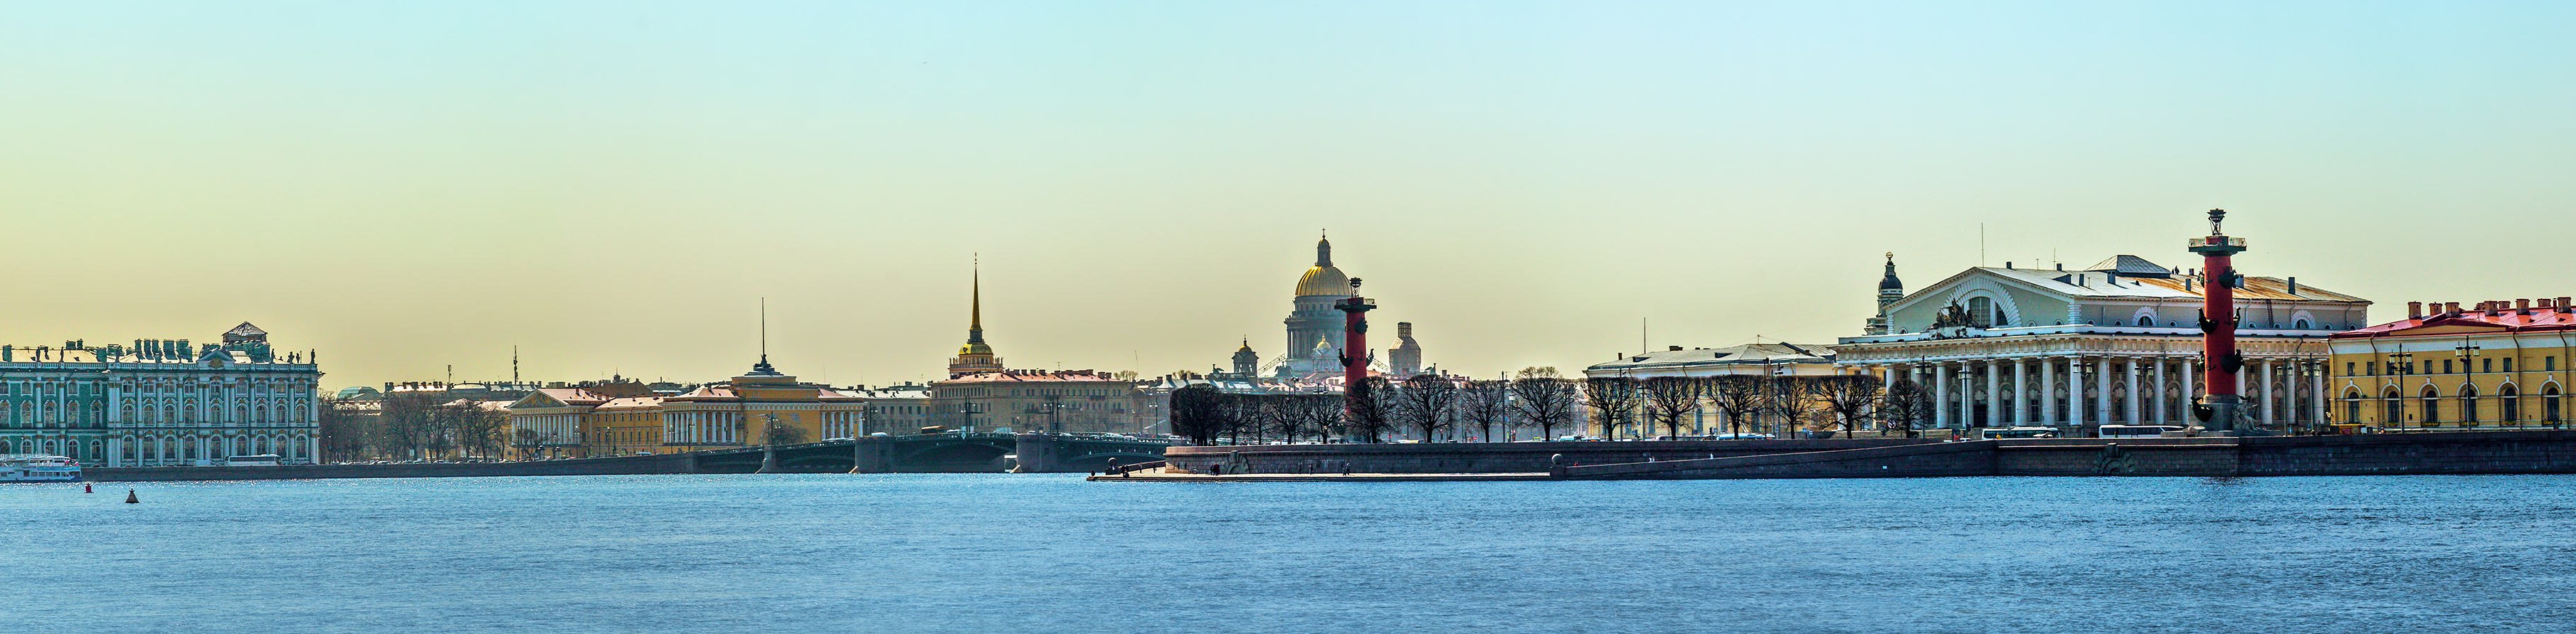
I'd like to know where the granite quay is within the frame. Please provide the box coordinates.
[1123,430,2576,481]
[88,433,1169,482]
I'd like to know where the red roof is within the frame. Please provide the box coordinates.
[2333,307,2576,339]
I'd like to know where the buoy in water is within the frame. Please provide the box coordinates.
[125,490,139,504]
[84,483,93,493]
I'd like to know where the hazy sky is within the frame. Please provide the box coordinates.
[5,1,2572,389]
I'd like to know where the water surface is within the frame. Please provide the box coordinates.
[5,474,2571,633]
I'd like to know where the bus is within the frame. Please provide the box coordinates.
[2097,425,2185,439]
[1974,426,2061,439]
[223,454,283,467]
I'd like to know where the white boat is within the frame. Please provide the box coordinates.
[0,455,81,482]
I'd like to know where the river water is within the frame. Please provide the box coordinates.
[4,474,2572,633]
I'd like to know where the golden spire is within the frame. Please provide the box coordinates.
[968,255,985,344]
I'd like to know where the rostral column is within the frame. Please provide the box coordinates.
[2190,208,2249,434]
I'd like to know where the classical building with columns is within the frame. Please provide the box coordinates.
[1835,255,2370,435]
[1,322,324,466]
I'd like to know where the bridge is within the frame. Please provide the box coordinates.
[692,432,1176,474]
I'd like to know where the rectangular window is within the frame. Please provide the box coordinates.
[2443,359,2454,374]
[2506,358,2516,373]
[2484,359,2494,374]
[2347,362,2356,376]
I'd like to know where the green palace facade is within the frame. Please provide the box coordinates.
[0,322,323,466]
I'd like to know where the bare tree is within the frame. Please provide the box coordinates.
[1639,376,1703,438]
[1455,380,1511,442]
[1880,379,1931,438]
[1291,393,1343,443]
[1168,384,1227,445]
[317,398,381,463]
[1581,377,1639,439]
[763,413,808,445]
[1345,376,1397,443]
[1763,376,1826,439]
[1817,374,1885,439]
[1703,375,1768,437]
[441,401,507,460]
[378,391,444,460]
[1511,367,1579,441]
[1395,374,1460,441]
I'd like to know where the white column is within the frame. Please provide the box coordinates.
[2155,357,2171,424]
[2286,360,2302,428]
[1934,364,1952,429]
[2067,356,2084,428]
[2041,356,2058,425]
[2095,356,2113,426]
[1984,361,2000,428]
[2012,360,2029,426]
[2125,358,2143,424]
[2314,364,2329,424]
[2184,359,2198,411]
[2260,359,2277,428]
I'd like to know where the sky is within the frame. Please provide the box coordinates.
[4,1,2572,390]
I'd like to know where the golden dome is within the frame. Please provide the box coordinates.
[1293,236,1352,297]
[1295,265,1351,297]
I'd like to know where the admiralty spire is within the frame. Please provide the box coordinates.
[948,260,1005,378]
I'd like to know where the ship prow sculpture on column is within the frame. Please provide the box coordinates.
[2190,208,2251,436]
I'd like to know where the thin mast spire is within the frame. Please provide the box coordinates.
[760,297,769,364]
[968,255,985,342]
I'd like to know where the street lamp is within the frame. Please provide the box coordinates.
[2385,352,2416,432]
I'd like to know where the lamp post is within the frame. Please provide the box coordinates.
[2455,337,2482,429]
[2385,352,2415,432]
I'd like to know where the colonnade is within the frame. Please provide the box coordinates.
[1867,355,2330,430]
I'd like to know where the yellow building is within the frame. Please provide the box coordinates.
[2330,299,2575,430]
[660,357,867,448]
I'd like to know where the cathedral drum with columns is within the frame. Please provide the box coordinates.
[1836,254,2369,435]
[1279,236,1358,379]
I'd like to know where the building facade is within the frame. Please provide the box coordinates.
[1388,322,1424,376]
[1584,343,1846,437]
[1834,255,2370,433]
[928,369,1149,434]
[0,322,324,466]
[2330,298,2576,430]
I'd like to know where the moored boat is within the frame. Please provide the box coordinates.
[0,455,82,483]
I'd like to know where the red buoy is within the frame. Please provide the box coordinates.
[84,483,93,493]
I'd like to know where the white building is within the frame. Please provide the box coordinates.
[1834,255,2370,433]
[1,322,324,466]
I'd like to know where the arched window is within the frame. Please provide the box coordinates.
[2293,318,2312,329]
[2459,385,2481,423]
[2137,315,2157,327]
[2343,389,2363,424]
[2548,385,2564,423]
[2421,387,2442,426]
[2501,385,2521,422]
[1968,297,1995,327]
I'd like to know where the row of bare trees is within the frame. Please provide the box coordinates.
[323,392,511,461]
[1580,374,1935,439]
[1168,366,1587,445]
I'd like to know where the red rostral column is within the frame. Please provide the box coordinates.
[2190,208,2249,433]
[1334,278,1376,421]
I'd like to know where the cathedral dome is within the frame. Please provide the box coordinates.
[1293,236,1352,297]
[1295,265,1351,297]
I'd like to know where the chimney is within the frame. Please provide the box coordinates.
[2286,277,2298,295]
[2542,298,2557,309]
[2054,263,2064,271]
[2006,261,2015,270]
[2518,298,2533,310]
[2561,297,2573,311]
[1667,345,1683,352]
[2408,302,2424,319]
[2446,302,2461,314]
